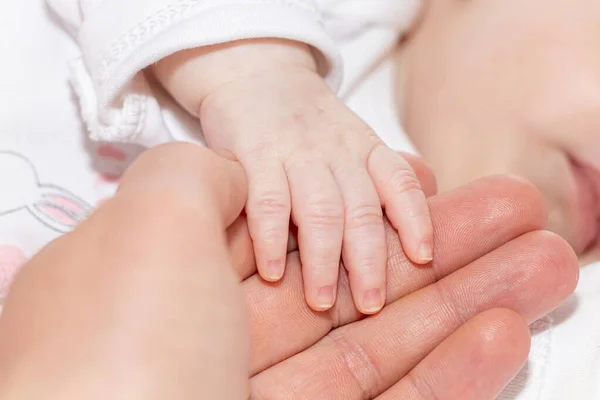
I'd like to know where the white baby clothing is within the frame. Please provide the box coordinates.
[1,0,599,399]
[45,0,421,147]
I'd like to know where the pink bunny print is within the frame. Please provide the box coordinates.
[93,144,130,205]
[0,245,27,300]
[0,151,92,233]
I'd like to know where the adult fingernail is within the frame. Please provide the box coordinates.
[264,259,283,281]
[316,285,335,310]
[362,288,384,314]
[419,240,433,263]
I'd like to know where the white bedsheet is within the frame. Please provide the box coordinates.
[500,262,600,400]
[2,0,599,398]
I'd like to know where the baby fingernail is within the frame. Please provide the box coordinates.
[362,288,384,314]
[419,241,433,263]
[265,259,283,281]
[316,285,335,310]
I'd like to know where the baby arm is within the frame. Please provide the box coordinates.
[152,39,433,315]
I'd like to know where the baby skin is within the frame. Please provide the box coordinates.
[398,0,600,259]
[151,39,433,314]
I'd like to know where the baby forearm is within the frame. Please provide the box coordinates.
[151,38,317,119]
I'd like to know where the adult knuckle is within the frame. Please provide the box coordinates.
[327,331,383,399]
[404,368,442,400]
[103,194,204,254]
[431,282,469,327]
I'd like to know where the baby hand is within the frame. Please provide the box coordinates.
[202,68,432,314]
[153,40,433,314]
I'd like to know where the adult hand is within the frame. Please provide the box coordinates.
[246,174,578,399]
[0,143,251,399]
[0,144,579,400]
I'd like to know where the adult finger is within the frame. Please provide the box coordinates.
[246,175,547,374]
[0,143,250,399]
[227,214,257,279]
[119,142,248,228]
[250,231,577,399]
[378,309,530,400]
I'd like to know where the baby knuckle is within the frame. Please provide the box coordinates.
[284,152,318,171]
[345,204,383,231]
[257,232,282,248]
[303,200,344,228]
[251,192,290,216]
[386,168,422,194]
[239,143,276,161]
[364,128,383,144]
[328,155,363,175]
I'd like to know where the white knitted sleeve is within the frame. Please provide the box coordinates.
[46,0,341,146]
[317,0,422,96]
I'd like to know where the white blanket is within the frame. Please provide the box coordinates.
[1,0,599,398]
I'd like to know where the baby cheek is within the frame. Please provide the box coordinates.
[524,76,600,170]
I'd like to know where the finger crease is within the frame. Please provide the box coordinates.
[386,171,422,196]
[431,281,469,329]
[327,331,384,400]
[404,367,443,400]
[345,205,383,231]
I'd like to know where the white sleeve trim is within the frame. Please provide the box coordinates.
[69,0,341,146]
[49,0,424,147]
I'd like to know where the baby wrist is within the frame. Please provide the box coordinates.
[151,38,317,118]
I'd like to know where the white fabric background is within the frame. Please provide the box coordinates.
[1,0,599,398]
